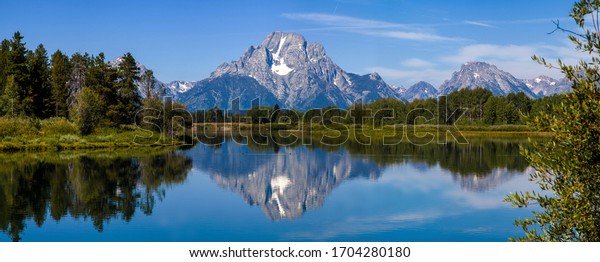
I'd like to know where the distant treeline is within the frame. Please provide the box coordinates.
[192,89,565,127]
[0,31,182,135]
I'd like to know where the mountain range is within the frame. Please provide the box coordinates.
[115,32,572,111]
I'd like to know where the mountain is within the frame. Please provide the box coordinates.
[402,81,437,101]
[175,75,281,111]
[438,62,538,98]
[523,75,570,96]
[165,80,198,99]
[178,32,400,110]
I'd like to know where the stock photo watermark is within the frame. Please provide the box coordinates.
[132,96,469,147]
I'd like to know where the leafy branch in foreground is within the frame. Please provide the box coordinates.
[506,0,600,241]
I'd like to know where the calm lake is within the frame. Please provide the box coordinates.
[0,136,539,241]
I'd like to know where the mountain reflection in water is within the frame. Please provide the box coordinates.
[189,136,530,221]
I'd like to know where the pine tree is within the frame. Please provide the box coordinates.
[108,52,141,125]
[50,50,71,117]
[140,69,156,99]
[0,39,10,98]
[85,52,116,122]
[28,44,51,118]
[6,32,30,115]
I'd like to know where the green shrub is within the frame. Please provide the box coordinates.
[40,117,78,135]
[0,117,39,138]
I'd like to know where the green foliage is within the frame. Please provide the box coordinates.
[506,0,600,241]
[0,116,39,137]
[483,96,519,125]
[71,87,103,135]
[29,44,52,118]
[1,75,21,115]
[507,92,533,116]
[245,106,274,124]
[140,69,158,99]
[367,98,406,125]
[0,39,9,96]
[107,52,141,126]
[50,50,71,118]
[40,117,78,135]
[442,88,493,124]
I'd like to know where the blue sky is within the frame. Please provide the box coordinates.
[0,0,582,87]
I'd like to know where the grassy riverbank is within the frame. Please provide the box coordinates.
[0,117,188,152]
[195,122,551,144]
[0,117,550,152]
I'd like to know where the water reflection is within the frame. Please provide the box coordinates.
[191,141,382,220]
[0,136,535,241]
[0,150,192,241]
[190,136,531,220]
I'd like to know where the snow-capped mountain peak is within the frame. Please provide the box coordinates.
[439,61,537,97]
[180,31,399,111]
[523,75,570,96]
[402,81,438,101]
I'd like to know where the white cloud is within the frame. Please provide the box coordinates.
[368,41,589,87]
[442,42,588,80]
[282,13,463,42]
[367,66,453,87]
[364,30,461,41]
[443,44,537,64]
[401,58,435,68]
[282,13,405,29]
[463,20,497,28]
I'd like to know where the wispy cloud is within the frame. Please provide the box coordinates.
[463,20,497,28]
[368,41,588,87]
[442,44,537,64]
[401,58,435,68]
[282,13,464,42]
[442,42,588,79]
[366,66,454,87]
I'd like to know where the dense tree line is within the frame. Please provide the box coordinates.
[192,88,565,127]
[0,32,161,135]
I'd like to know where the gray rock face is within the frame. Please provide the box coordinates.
[439,62,538,98]
[176,75,282,111]
[523,75,571,96]
[344,72,401,104]
[402,81,438,101]
[191,32,399,110]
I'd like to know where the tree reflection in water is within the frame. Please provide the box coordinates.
[0,150,192,242]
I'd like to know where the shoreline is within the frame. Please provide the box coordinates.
[0,122,550,153]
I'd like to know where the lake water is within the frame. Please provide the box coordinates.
[0,137,538,241]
